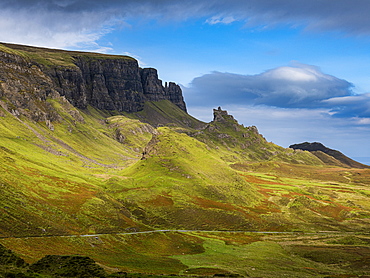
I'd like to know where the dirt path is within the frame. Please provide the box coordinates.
[0,229,355,240]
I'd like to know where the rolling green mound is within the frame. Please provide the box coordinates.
[0,43,370,277]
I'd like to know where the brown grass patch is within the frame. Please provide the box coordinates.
[257,187,276,197]
[192,196,237,211]
[184,267,231,275]
[249,200,281,214]
[312,203,353,221]
[143,195,174,207]
[279,191,354,221]
[241,174,287,186]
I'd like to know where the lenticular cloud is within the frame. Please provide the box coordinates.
[185,63,353,109]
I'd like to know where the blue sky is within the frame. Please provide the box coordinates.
[1,0,370,164]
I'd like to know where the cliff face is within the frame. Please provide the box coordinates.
[0,50,62,122]
[0,43,186,122]
[140,68,186,111]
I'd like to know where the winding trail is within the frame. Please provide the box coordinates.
[0,229,352,240]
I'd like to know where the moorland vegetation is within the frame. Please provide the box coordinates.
[0,43,370,278]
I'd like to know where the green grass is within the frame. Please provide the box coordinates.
[2,97,370,236]
[0,98,158,236]
[129,100,205,129]
[1,68,370,276]
[0,44,28,58]
[1,42,135,67]
[3,232,369,277]
[0,233,201,274]
[327,235,370,245]
[111,126,264,230]
[173,237,346,278]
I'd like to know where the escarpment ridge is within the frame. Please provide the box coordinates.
[0,42,186,122]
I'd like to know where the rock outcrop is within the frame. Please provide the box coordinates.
[0,43,186,122]
[213,106,238,123]
[140,67,186,111]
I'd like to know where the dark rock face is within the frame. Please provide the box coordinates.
[74,56,146,112]
[0,51,62,122]
[46,64,88,109]
[141,67,166,101]
[289,142,327,152]
[165,81,187,112]
[0,46,186,122]
[140,68,187,111]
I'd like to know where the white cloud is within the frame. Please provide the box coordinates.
[0,4,117,49]
[323,93,370,118]
[2,0,370,51]
[265,68,315,82]
[184,63,370,125]
[324,93,370,105]
[355,118,370,125]
[206,16,236,25]
[184,62,353,109]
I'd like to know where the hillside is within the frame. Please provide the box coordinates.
[0,43,370,277]
[290,142,370,169]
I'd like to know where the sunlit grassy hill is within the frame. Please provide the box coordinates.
[1,96,370,247]
[0,98,156,237]
[1,43,370,277]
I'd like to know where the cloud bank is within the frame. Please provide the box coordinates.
[183,63,370,123]
[2,0,370,49]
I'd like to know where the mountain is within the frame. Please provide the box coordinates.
[1,43,370,278]
[0,42,186,121]
[290,142,370,169]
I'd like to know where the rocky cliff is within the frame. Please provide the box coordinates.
[0,43,186,122]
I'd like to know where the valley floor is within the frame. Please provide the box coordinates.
[2,230,370,278]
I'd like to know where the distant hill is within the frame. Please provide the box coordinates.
[289,142,370,169]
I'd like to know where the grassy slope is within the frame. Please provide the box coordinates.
[112,126,262,230]
[0,42,135,67]
[3,231,370,278]
[128,100,205,129]
[1,98,370,276]
[1,99,370,276]
[1,43,370,277]
[0,98,157,237]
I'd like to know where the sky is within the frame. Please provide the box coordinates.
[1,0,370,164]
